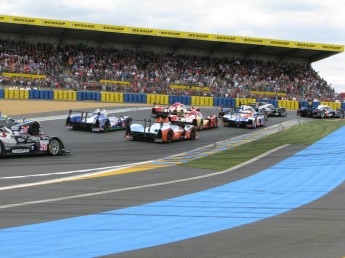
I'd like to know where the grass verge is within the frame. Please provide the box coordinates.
[181,119,345,171]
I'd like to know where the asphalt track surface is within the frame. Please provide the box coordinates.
[0,107,344,258]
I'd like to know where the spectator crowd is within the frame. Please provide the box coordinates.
[0,40,340,102]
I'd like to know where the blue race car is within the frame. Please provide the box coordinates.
[222,105,267,128]
[65,109,132,132]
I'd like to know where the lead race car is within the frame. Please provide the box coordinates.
[125,117,197,143]
[0,111,41,135]
[0,126,69,156]
[297,104,345,118]
[152,102,218,130]
[65,109,132,132]
[222,105,267,128]
[169,109,218,130]
[151,102,188,118]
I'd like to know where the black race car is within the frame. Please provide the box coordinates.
[0,126,69,157]
[0,112,41,135]
[297,104,345,118]
[248,102,287,117]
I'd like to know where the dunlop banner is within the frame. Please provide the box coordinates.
[128,27,157,36]
[184,32,211,41]
[8,16,37,25]
[100,25,127,33]
[38,18,69,28]
[70,22,100,31]
[157,29,183,38]
[212,34,240,43]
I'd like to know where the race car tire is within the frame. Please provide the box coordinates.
[320,110,326,118]
[29,121,40,135]
[199,119,204,130]
[48,139,62,156]
[339,110,345,118]
[167,129,173,143]
[279,108,287,117]
[0,141,3,157]
[65,117,70,126]
[103,120,110,132]
[190,128,197,140]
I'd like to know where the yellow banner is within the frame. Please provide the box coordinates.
[170,85,209,91]
[267,39,292,47]
[240,37,266,45]
[212,34,240,43]
[100,25,127,33]
[8,16,37,25]
[70,22,100,30]
[250,91,287,96]
[2,72,47,79]
[157,29,183,38]
[185,32,211,40]
[100,80,130,85]
[128,27,157,35]
[38,18,69,27]
[319,44,344,52]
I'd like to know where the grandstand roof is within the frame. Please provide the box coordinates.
[0,15,343,63]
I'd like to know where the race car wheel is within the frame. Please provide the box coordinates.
[48,139,62,156]
[252,120,257,129]
[190,128,197,140]
[199,119,203,130]
[103,120,110,132]
[0,141,3,157]
[29,121,40,135]
[65,117,70,126]
[320,110,326,118]
[167,129,173,143]
[279,108,287,117]
[339,110,345,118]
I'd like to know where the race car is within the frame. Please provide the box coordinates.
[0,111,41,135]
[0,126,68,156]
[65,109,132,132]
[297,104,345,118]
[222,105,267,128]
[125,117,197,143]
[218,106,233,118]
[151,102,188,118]
[169,109,218,130]
[249,102,287,117]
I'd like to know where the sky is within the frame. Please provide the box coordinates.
[1,0,344,93]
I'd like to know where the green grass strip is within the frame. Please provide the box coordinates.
[181,119,345,171]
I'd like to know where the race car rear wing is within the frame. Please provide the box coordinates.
[65,109,101,129]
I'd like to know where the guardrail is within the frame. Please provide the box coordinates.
[1,88,344,110]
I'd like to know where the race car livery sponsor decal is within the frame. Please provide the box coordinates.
[11,148,30,154]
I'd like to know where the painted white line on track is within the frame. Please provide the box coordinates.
[0,160,153,180]
[0,144,289,209]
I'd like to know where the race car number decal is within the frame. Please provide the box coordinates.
[40,143,48,151]
[22,125,29,133]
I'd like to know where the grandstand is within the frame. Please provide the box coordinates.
[0,14,344,107]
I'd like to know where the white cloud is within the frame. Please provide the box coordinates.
[0,0,344,92]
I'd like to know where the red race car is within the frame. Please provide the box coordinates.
[170,109,218,130]
[151,102,188,118]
